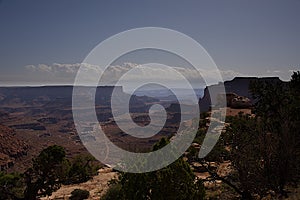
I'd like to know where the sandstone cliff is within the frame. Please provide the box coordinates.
[199,77,283,112]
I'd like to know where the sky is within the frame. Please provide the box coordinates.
[0,0,299,87]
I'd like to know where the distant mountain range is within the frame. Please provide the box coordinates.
[0,86,159,117]
[133,88,204,104]
[0,86,124,106]
[0,77,285,114]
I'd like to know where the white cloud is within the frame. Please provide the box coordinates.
[23,62,246,86]
[24,65,36,71]
[221,69,245,80]
[264,68,300,81]
[25,63,102,74]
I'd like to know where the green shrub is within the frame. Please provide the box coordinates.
[65,155,100,184]
[101,184,124,200]
[69,189,90,200]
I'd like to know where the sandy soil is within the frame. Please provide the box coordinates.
[40,168,117,200]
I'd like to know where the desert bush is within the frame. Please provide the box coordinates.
[69,188,90,200]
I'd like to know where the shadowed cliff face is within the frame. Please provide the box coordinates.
[199,77,283,112]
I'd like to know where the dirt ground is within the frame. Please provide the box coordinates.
[40,168,117,200]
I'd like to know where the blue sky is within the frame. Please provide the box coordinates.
[0,0,299,86]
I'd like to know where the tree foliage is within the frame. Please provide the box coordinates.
[249,72,300,196]
[225,114,273,198]
[65,155,99,184]
[0,172,24,200]
[102,138,205,200]
[216,71,300,199]
[23,145,67,200]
